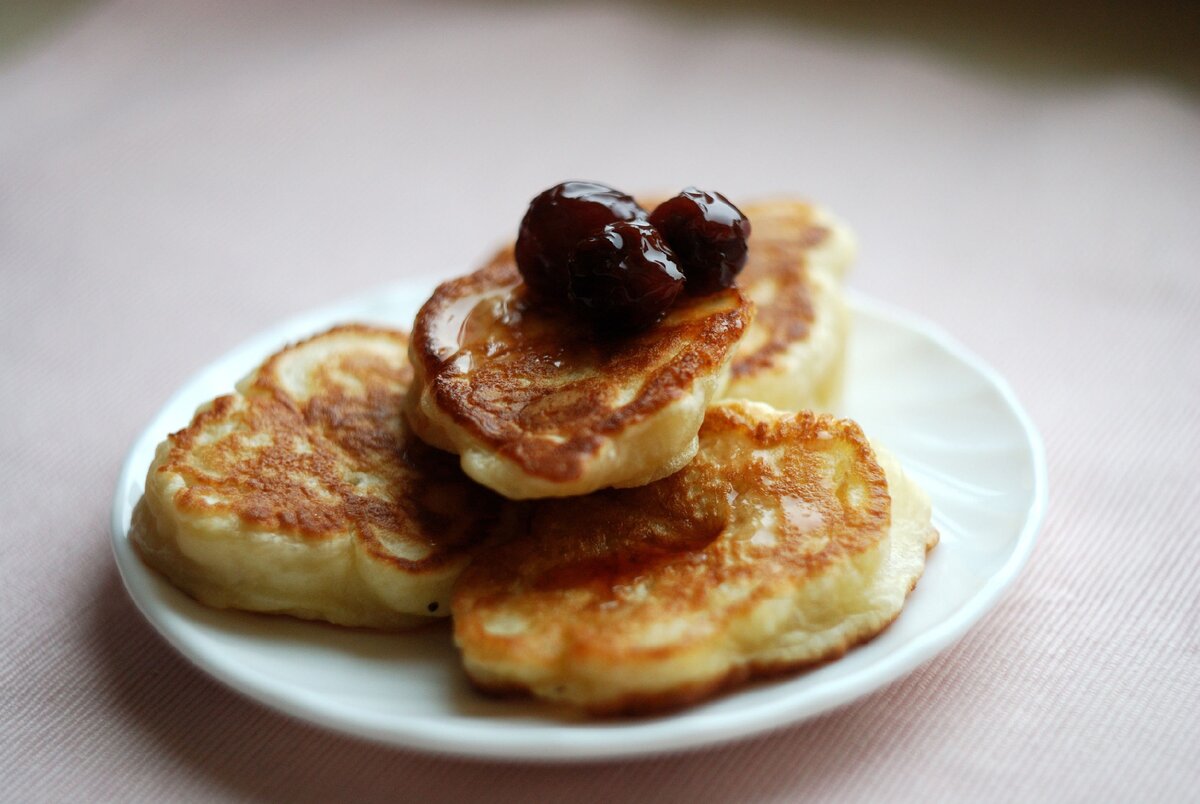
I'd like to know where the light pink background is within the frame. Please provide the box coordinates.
[2,1,1198,800]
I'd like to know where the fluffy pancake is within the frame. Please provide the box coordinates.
[720,199,856,411]
[405,255,752,500]
[132,325,504,629]
[452,400,937,714]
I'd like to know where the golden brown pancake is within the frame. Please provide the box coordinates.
[452,400,937,715]
[405,255,753,499]
[720,199,855,411]
[133,325,504,629]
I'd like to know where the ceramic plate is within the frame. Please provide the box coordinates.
[110,284,1047,761]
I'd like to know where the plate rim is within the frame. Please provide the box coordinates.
[109,284,1048,761]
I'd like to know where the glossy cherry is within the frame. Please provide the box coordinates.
[566,220,684,331]
[649,187,751,294]
[515,181,647,302]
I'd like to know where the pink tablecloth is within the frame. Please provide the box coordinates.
[2,1,1198,800]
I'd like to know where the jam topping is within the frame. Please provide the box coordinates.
[649,187,751,295]
[567,220,684,331]
[514,181,646,303]
[514,181,750,332]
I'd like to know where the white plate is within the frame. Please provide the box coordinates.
[110,284,1047,761]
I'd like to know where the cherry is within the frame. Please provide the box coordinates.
[515,181,647,302]
[566,220,684,331]
[649,188,751,294]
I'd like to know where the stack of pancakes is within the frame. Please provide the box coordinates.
[133,198,937,715]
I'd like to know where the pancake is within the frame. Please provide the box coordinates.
[132,325,504,629]
[451,400,937,715]
[720,199,856,411]
[405,255,752,500]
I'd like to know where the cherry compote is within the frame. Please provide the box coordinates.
[566,220,684,331]
[649,187,751,295]
[515,181,647,302]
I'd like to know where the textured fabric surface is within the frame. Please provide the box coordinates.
[2,1,1198,801]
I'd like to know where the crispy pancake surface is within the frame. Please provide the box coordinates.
[452,400,937,714]
[133,325,503,629]
[720,199,856,411]
[406,255,752,499]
